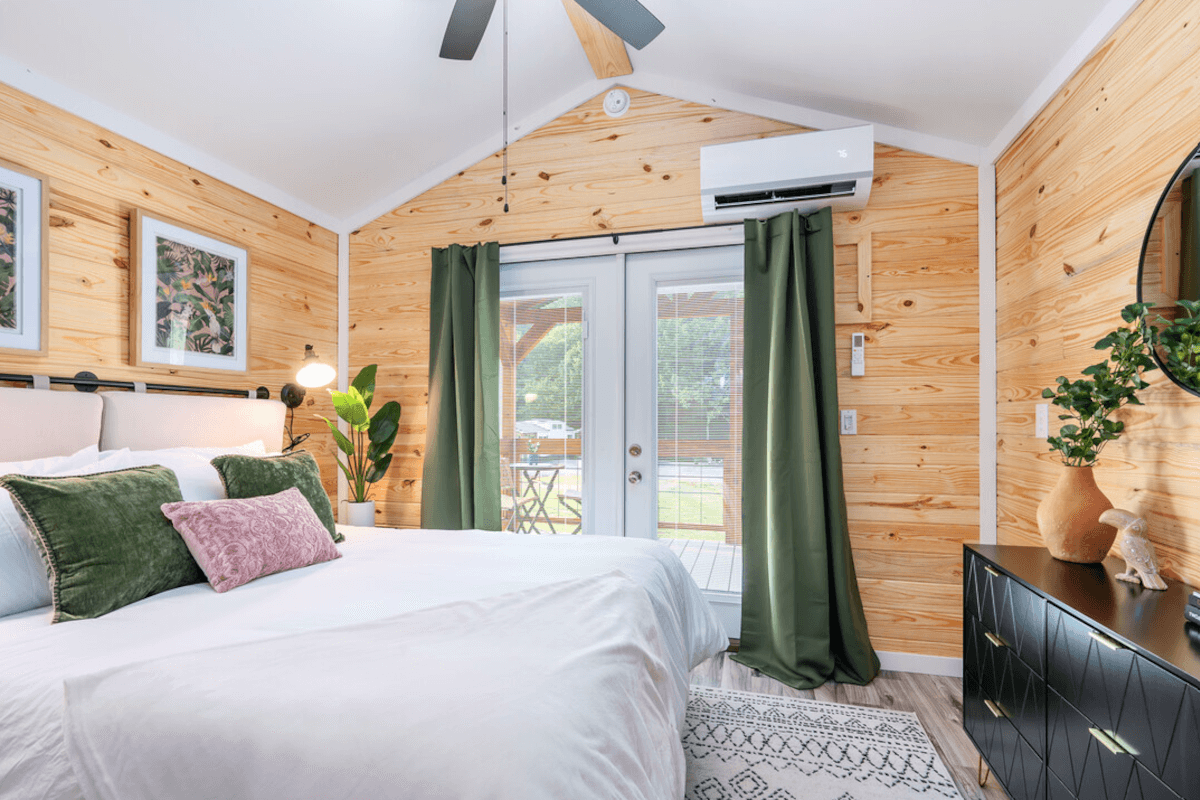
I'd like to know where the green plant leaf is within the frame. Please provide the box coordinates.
[367,401,402,452]
[318,415,355,456]
[351,364,377,411]
[364,452,393,484]
[330,388,369,430]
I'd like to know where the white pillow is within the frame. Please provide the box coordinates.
[0,445,105,617]
[95,441,269,503]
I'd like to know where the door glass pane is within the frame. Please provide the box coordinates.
[656,282,743,544]
[499,293,584,534]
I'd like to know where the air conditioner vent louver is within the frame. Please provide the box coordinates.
[714,181,858,209]
[700,126,874,223]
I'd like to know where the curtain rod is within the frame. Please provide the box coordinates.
[0,371,270,399]
[503,222,738,250]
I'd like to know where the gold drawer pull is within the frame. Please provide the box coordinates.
[984,631,1007,648]
[984,699,1005,719]
[1089,727,1125,755]
[1088,630,1124,651]
[984,565,1002,577]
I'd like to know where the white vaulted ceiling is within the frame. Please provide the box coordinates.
[0,0,1124,229]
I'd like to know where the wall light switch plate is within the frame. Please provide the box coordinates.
[840,409,857,435]
[850,333,865,377]
[1035,404,1049,438]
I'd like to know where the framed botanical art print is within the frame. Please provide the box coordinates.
[0,158,49,355]
[130,210,249,373]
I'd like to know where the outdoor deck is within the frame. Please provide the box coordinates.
[663,538,742,595]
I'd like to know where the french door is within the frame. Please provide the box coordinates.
[499,235,743,547]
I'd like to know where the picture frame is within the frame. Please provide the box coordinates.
[0,157,49,356]
[130,209,250,373]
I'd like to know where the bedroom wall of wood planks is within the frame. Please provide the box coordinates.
[0,81,340,502]
[996,0,1200,582]
[351,89,979,659]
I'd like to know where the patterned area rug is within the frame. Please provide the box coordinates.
[684,685,965,800]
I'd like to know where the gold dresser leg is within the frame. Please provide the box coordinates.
[977,754,990,787]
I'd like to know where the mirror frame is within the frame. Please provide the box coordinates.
[1137,139,1200,398]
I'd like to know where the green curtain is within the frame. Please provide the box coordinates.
[733,207,880,689]
[420,242,501,530]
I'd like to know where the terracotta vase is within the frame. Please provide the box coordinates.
[1037,466,1116,563]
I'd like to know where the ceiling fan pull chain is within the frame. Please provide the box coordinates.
[502,0,509,213]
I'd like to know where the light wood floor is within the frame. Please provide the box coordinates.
[688,652,1006,800]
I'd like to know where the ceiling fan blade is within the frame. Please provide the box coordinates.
[574,0,664,50]
[439,0,498,60]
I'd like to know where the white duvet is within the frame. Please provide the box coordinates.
[0,529,727,800]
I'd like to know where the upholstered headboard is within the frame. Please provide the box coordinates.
[0,387,286,461]
[0,387,104,461]
[98,393,285,451]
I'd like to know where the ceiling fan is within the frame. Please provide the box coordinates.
[439,0,664,61]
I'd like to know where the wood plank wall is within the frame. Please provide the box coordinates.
[350,88,978,658]
[0,81,340,499]
[996,0,1200,582]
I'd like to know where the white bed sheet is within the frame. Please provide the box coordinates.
[0,529,727,800]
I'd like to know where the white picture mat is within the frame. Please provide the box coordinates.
[136,214,248,371]
[0,165,43,351]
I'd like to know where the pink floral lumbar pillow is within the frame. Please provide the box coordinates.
[161,487,341,593]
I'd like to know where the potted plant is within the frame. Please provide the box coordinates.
[1039,303,1157,562]
[319,365,402,527]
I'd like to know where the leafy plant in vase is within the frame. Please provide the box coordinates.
[319,365,402,527]
[1039,303,1157,562]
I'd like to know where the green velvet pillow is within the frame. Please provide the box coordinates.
[211,451,342,543]
[0,466,204,623]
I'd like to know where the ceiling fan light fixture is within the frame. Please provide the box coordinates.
[603,89,631,118]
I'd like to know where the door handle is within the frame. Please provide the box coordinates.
[984,565,1002,577]
[628,444,642,457]
[628,471,642,484]
[984,699,1005,719]
[984,632,1006,648]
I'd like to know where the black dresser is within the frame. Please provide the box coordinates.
[963,543,1200,800]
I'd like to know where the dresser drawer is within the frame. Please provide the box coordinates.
[968,552,1046,673]
[966,612,1046,756]
[1048,686,1136,800]
[1047,604,1136,731]
[966,676,1046,800]
[1157,682,1200,800]
[1046,602,1200,799]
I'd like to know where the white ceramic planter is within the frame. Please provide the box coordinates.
[346,500,376,528]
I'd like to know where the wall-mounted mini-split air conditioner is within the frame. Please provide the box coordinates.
[700,125,875,223]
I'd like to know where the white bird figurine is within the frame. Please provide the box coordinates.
[1099,508,1168,591]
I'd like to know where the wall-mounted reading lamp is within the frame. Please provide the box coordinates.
[281,344,336,452]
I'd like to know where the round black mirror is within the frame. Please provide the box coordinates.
[1138,142,1200,396]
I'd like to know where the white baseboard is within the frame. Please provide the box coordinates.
[877,650,963,678]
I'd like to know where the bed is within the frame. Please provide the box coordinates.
[0,386,727,800]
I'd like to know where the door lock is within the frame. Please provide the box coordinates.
[628,471,642,484]
[628,444,642,457]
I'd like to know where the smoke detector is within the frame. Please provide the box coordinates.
[603,89,631,118]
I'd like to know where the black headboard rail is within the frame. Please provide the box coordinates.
[0,371,270,399]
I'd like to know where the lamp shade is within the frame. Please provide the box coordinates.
[296,345,335,388]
